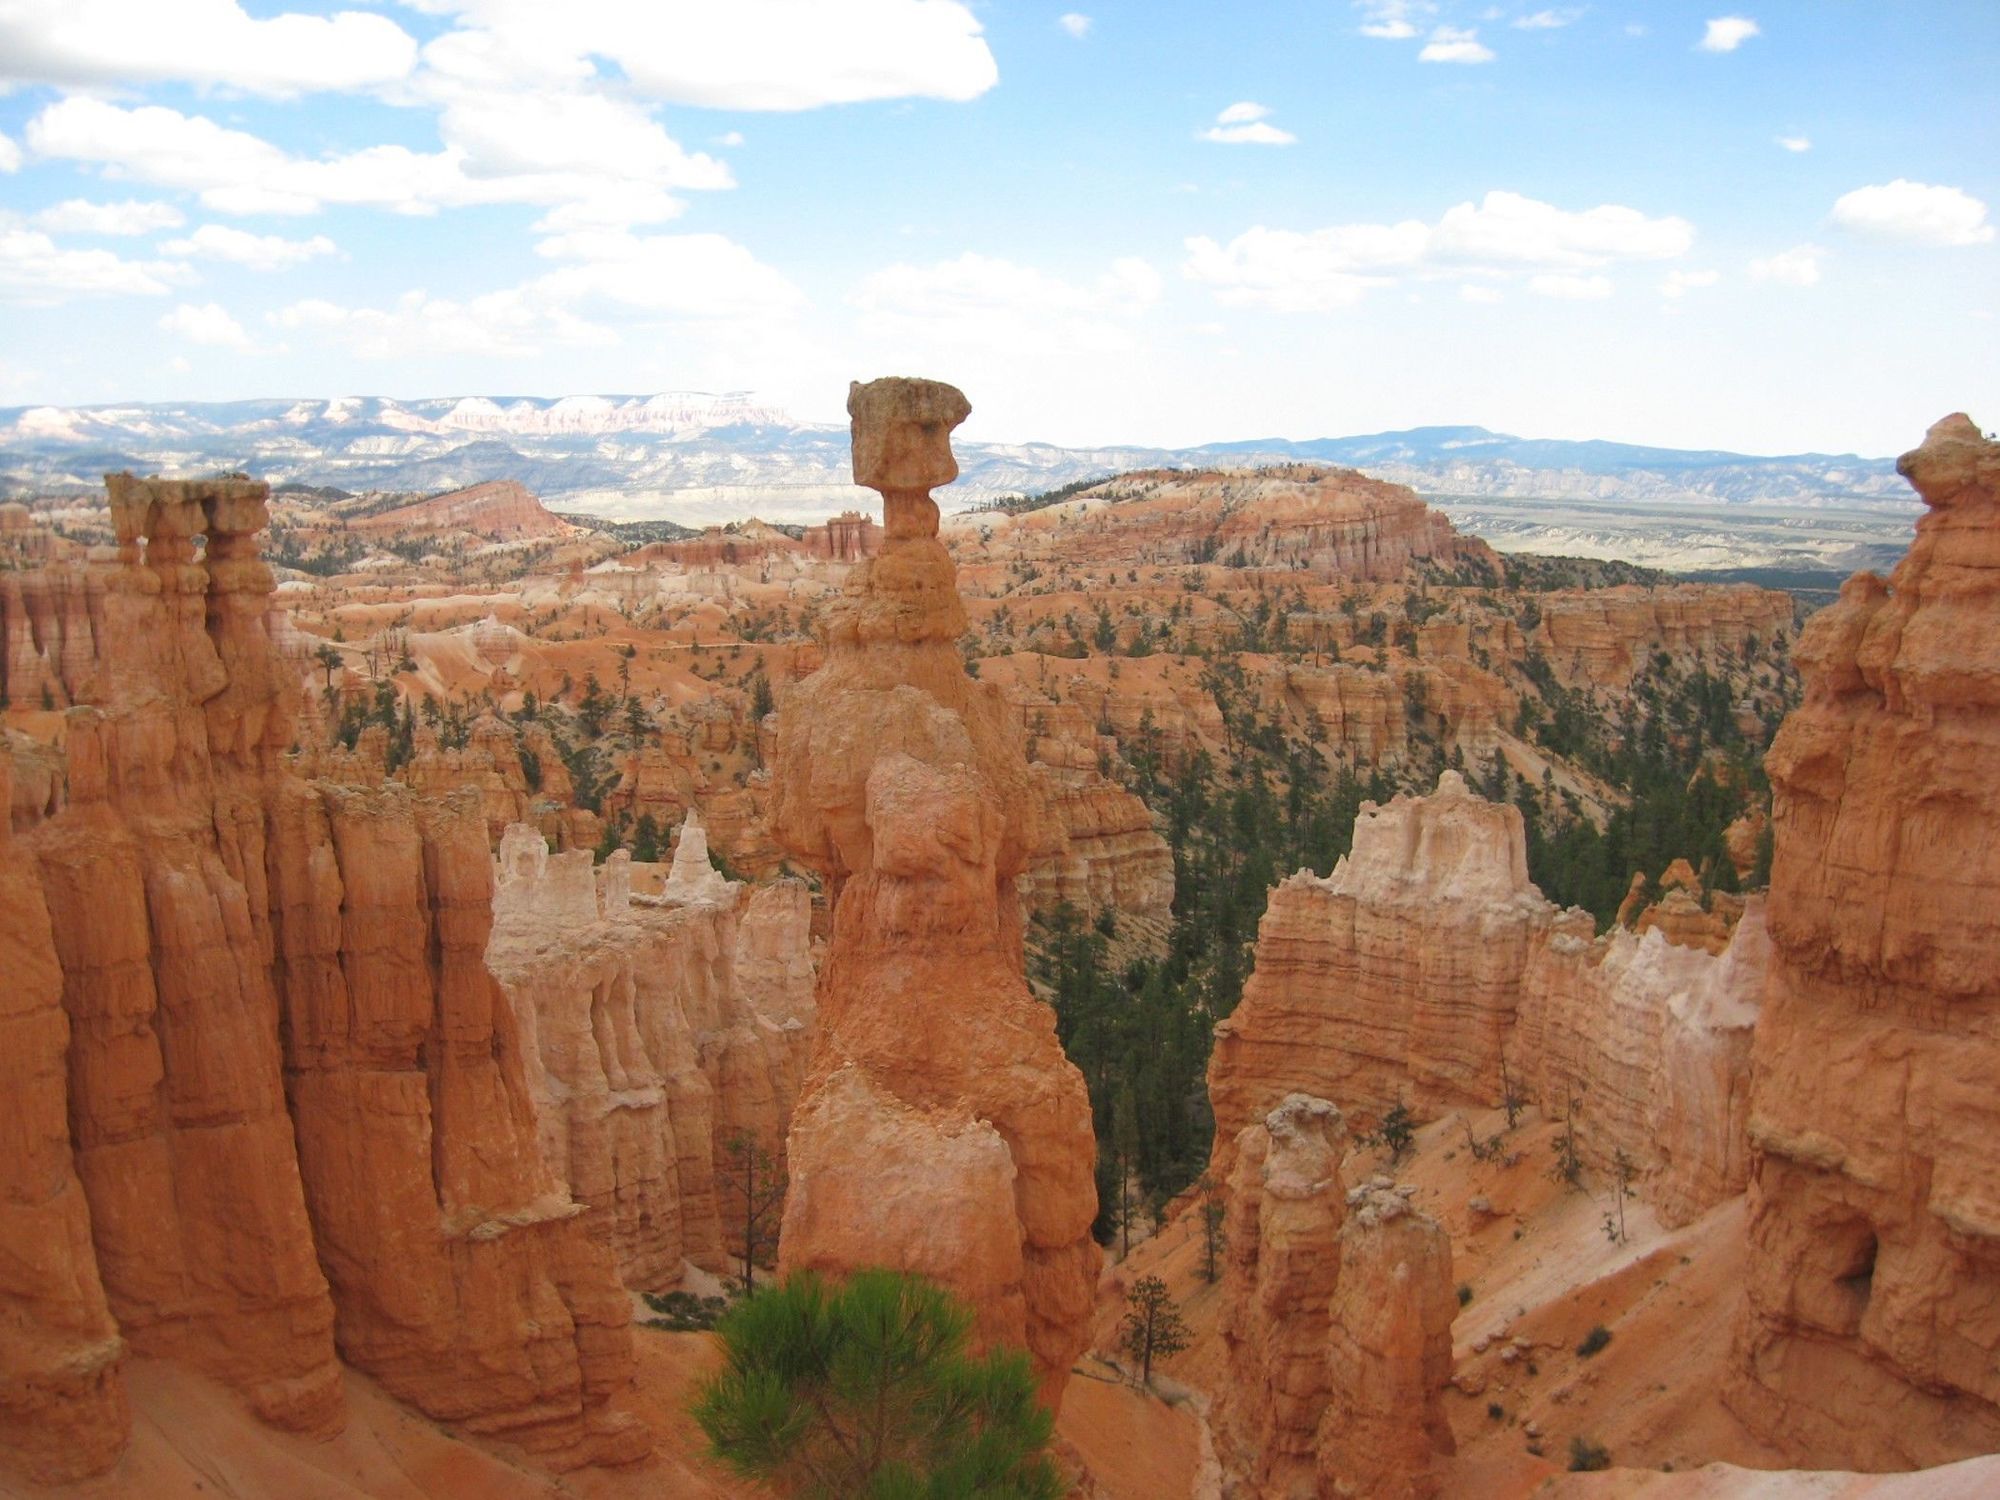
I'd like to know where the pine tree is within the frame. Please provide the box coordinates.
[693,1269,1061,1499]
[714,1131,787,1297]
[1119,1274,1191,1388]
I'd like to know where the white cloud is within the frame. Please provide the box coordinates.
[1529,272,1613,299]
[1216,101,1273,125]
[1513,9,1578,30]
[1775,134,1811,153]
[0,133,19,173]
[529,230,807,319]
[1460,283,1503,303]
[715,131,747,147]
[0,0,418,96]
[33,199,185,235]
[273,289,604,361]
[1433,190,1692,266]
[26,95,729,226]
[1831,180,1994,248]
[417,0,998,112]
[853,251,1160,351]
[1356,1,1433,40]
[161,224,337,271]
[1659,268,1720,297]
[1202,101,1296,145]
[1420,25,1495,63]
[1203,122,1299,146]
[1698,16,1759,53]
[271,225,803,361]
[159,302,253,350]
[1184,190,1692,310]
[1058,12,1091,38]
[1749,244,1822,286]
[0,225,191,302]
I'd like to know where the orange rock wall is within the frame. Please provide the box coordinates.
[0,476,640,1483]
[487,831,814,1291]
[1209,772,1764,1228]
[1727,416,2000,1467]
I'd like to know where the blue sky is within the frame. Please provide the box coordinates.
[0,1,1994,455]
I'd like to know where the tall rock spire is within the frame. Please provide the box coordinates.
[771,378,1100,1406]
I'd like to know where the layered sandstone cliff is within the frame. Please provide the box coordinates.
[1533,584,1794,691]
[771,378,1100,1407]
[1727,415,2000,1467]
[0,476,640,1483]
[1209,771,1764,1227]
[1213,1095,1455,1500]
[1215,1094,1350,1497]
[485,824,814,1292]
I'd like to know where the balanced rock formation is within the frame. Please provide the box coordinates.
[1210,770,1765,1227]
[486,824,814,1292]
[0,475,639,1483]
[771,378,1100,1406]
[1728,415,2000,1467]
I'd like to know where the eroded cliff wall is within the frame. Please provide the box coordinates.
[1727,415,2000,1467]
[1209,770,1763,1228]
[0,476,640,1482]
[487,825,814,1291]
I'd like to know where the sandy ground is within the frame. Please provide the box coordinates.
[4,1323,1210,1500]
[1091,1107,1808,1498]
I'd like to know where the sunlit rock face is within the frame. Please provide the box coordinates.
[1208,770,1764,1229]
[0,475,641,1482]
[772,379,1100,1408]
[1212,1095,1455,1500]
[1728,415,2000,1468]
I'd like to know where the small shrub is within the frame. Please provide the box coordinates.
[1457,1283,1473,1307]
[1577,1325,1612,1358]
[1487,1402,1505,1421]
[1371,1103,1417,1162]
[1569,1435,1612,1472]
[641,1289,728,1331]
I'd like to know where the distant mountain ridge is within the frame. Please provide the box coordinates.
[0,393,1909,523]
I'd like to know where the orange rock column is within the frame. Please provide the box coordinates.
[772,379,1101,1408]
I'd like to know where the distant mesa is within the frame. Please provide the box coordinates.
[347,479,573,541]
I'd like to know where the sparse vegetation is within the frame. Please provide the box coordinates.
[1568,1435,1612,1471]
[1120,1274,1192,1388]
[1577,1325,1613,1358]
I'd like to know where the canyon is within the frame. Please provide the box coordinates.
[0,406,1993,1499]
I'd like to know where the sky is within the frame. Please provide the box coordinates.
[0,1,1995,456]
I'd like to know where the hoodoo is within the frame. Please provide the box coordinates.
[1728,414,2000,1467]
[771,378,1102,1406]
